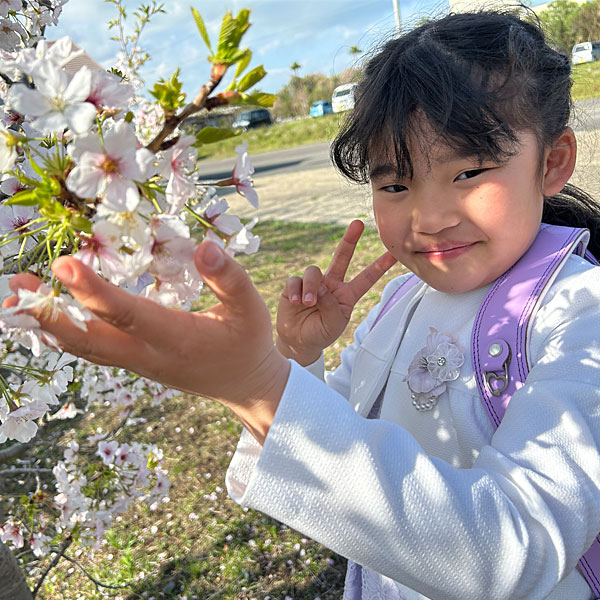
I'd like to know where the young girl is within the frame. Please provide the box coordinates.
[7,9,600,600]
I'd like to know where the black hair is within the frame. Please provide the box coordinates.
[331,9,600,257]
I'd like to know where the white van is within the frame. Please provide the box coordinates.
[571,41,600,65]
[332,83,358,113]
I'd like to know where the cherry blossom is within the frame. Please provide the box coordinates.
[66,121,155,212]
[0,125,19,172]
[233,140,259,208]
[0,0,22,19]
[0,519,24,549]
[8,63,96,134]
[0,19,26,52]
[74,219,131,285]
[157,134,198,213]
[87,69,134,111]
[97,439,119,466]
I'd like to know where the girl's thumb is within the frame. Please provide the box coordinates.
[194,241,259,310]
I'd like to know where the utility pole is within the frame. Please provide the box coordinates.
[392,0,402,32]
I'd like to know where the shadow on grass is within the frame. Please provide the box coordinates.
[123,521,347,599]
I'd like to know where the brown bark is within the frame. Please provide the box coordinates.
[0,541,32,600]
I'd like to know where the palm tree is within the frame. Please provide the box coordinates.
[289,61,302,76]
[349,45,363,56]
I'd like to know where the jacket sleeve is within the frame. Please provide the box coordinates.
[226,267,600,600]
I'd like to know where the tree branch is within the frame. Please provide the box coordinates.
[31,537,72,599]
[145,63,227,154]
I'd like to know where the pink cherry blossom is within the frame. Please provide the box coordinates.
[0,519,24,548]
[8,63,96,134]
[157,134,197,214]
[66,121,155,212]
[74,220,129,284]
[233,141,258,208]
[0,1,22,19]
[86,70,134,111]
[97,440,119,466]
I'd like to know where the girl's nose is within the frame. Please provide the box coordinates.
[410,192,461,235]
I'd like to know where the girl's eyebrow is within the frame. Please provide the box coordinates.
[369,164,401,180]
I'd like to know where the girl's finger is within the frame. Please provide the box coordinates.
[324,220,365,283]
[301,265,323,307]
[282,276,303,304]
[50,256,182,348]
[347,251,398,302]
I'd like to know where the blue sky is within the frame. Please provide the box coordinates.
[52,0,451,97]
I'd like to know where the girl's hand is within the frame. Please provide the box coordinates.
[4,241,290,444]
[276,220,397,365]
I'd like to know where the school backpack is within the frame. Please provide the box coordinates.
[369,223,600,597]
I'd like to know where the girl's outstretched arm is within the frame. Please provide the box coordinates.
[4,241,290,445]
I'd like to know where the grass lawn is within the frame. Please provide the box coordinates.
[572,60,600,101]
[196,113,347,161]
[26,220,407,600]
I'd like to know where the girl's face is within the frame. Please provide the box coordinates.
[370,130,544,294]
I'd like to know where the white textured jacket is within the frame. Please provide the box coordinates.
[226,254,600,600]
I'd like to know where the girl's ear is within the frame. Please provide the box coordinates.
[542,127,577,196]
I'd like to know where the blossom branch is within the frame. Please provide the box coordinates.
[145,63,227,153]
[31,537,73,599]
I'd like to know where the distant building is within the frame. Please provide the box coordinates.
[47,40,104,74]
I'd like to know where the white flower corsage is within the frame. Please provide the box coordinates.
[404,328,465,411]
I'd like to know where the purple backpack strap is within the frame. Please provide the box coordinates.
[369,273,421,331]
[471,223,600,597]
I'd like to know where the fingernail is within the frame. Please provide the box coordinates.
[291,294,300,303]
[304,293,315,304]
[202,241,225,270]
[53,260,74,285]
[317,284,328,298]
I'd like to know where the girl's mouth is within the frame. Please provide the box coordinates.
[418,242,477,260]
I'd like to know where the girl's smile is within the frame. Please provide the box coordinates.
[416,241,479,260]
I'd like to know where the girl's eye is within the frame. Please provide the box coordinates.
[380,183,407,193]
[455,168,486,181]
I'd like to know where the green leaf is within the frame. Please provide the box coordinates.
[70,214,92,234]
[191,7,213,53]
[234,50,252,80]
[39,199,69,221]
[237,65,266,92]
[150,68,186,112]
[4,189,38,206]
[194,127,238,145]
[215,10,251,66]
[233,92,277,108]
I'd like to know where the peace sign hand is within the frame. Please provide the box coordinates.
[276,220,397,366]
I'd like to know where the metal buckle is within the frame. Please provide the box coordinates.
[484,345,512,397]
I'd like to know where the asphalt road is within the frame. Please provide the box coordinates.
[196,97,600,182]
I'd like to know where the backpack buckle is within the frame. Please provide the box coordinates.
[484,341,512,397]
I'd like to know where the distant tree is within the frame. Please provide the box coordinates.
[537,0,581,54]
[348,45,363,56]
[572,0,600,44]
[290,61,302,75]
[272,67,362,119]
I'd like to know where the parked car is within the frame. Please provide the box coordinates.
[572,41,600,65]
[309,100,333,117]
[332,83,358,113]
[232,108,272,130]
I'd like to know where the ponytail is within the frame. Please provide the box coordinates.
[544,184,600,258]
